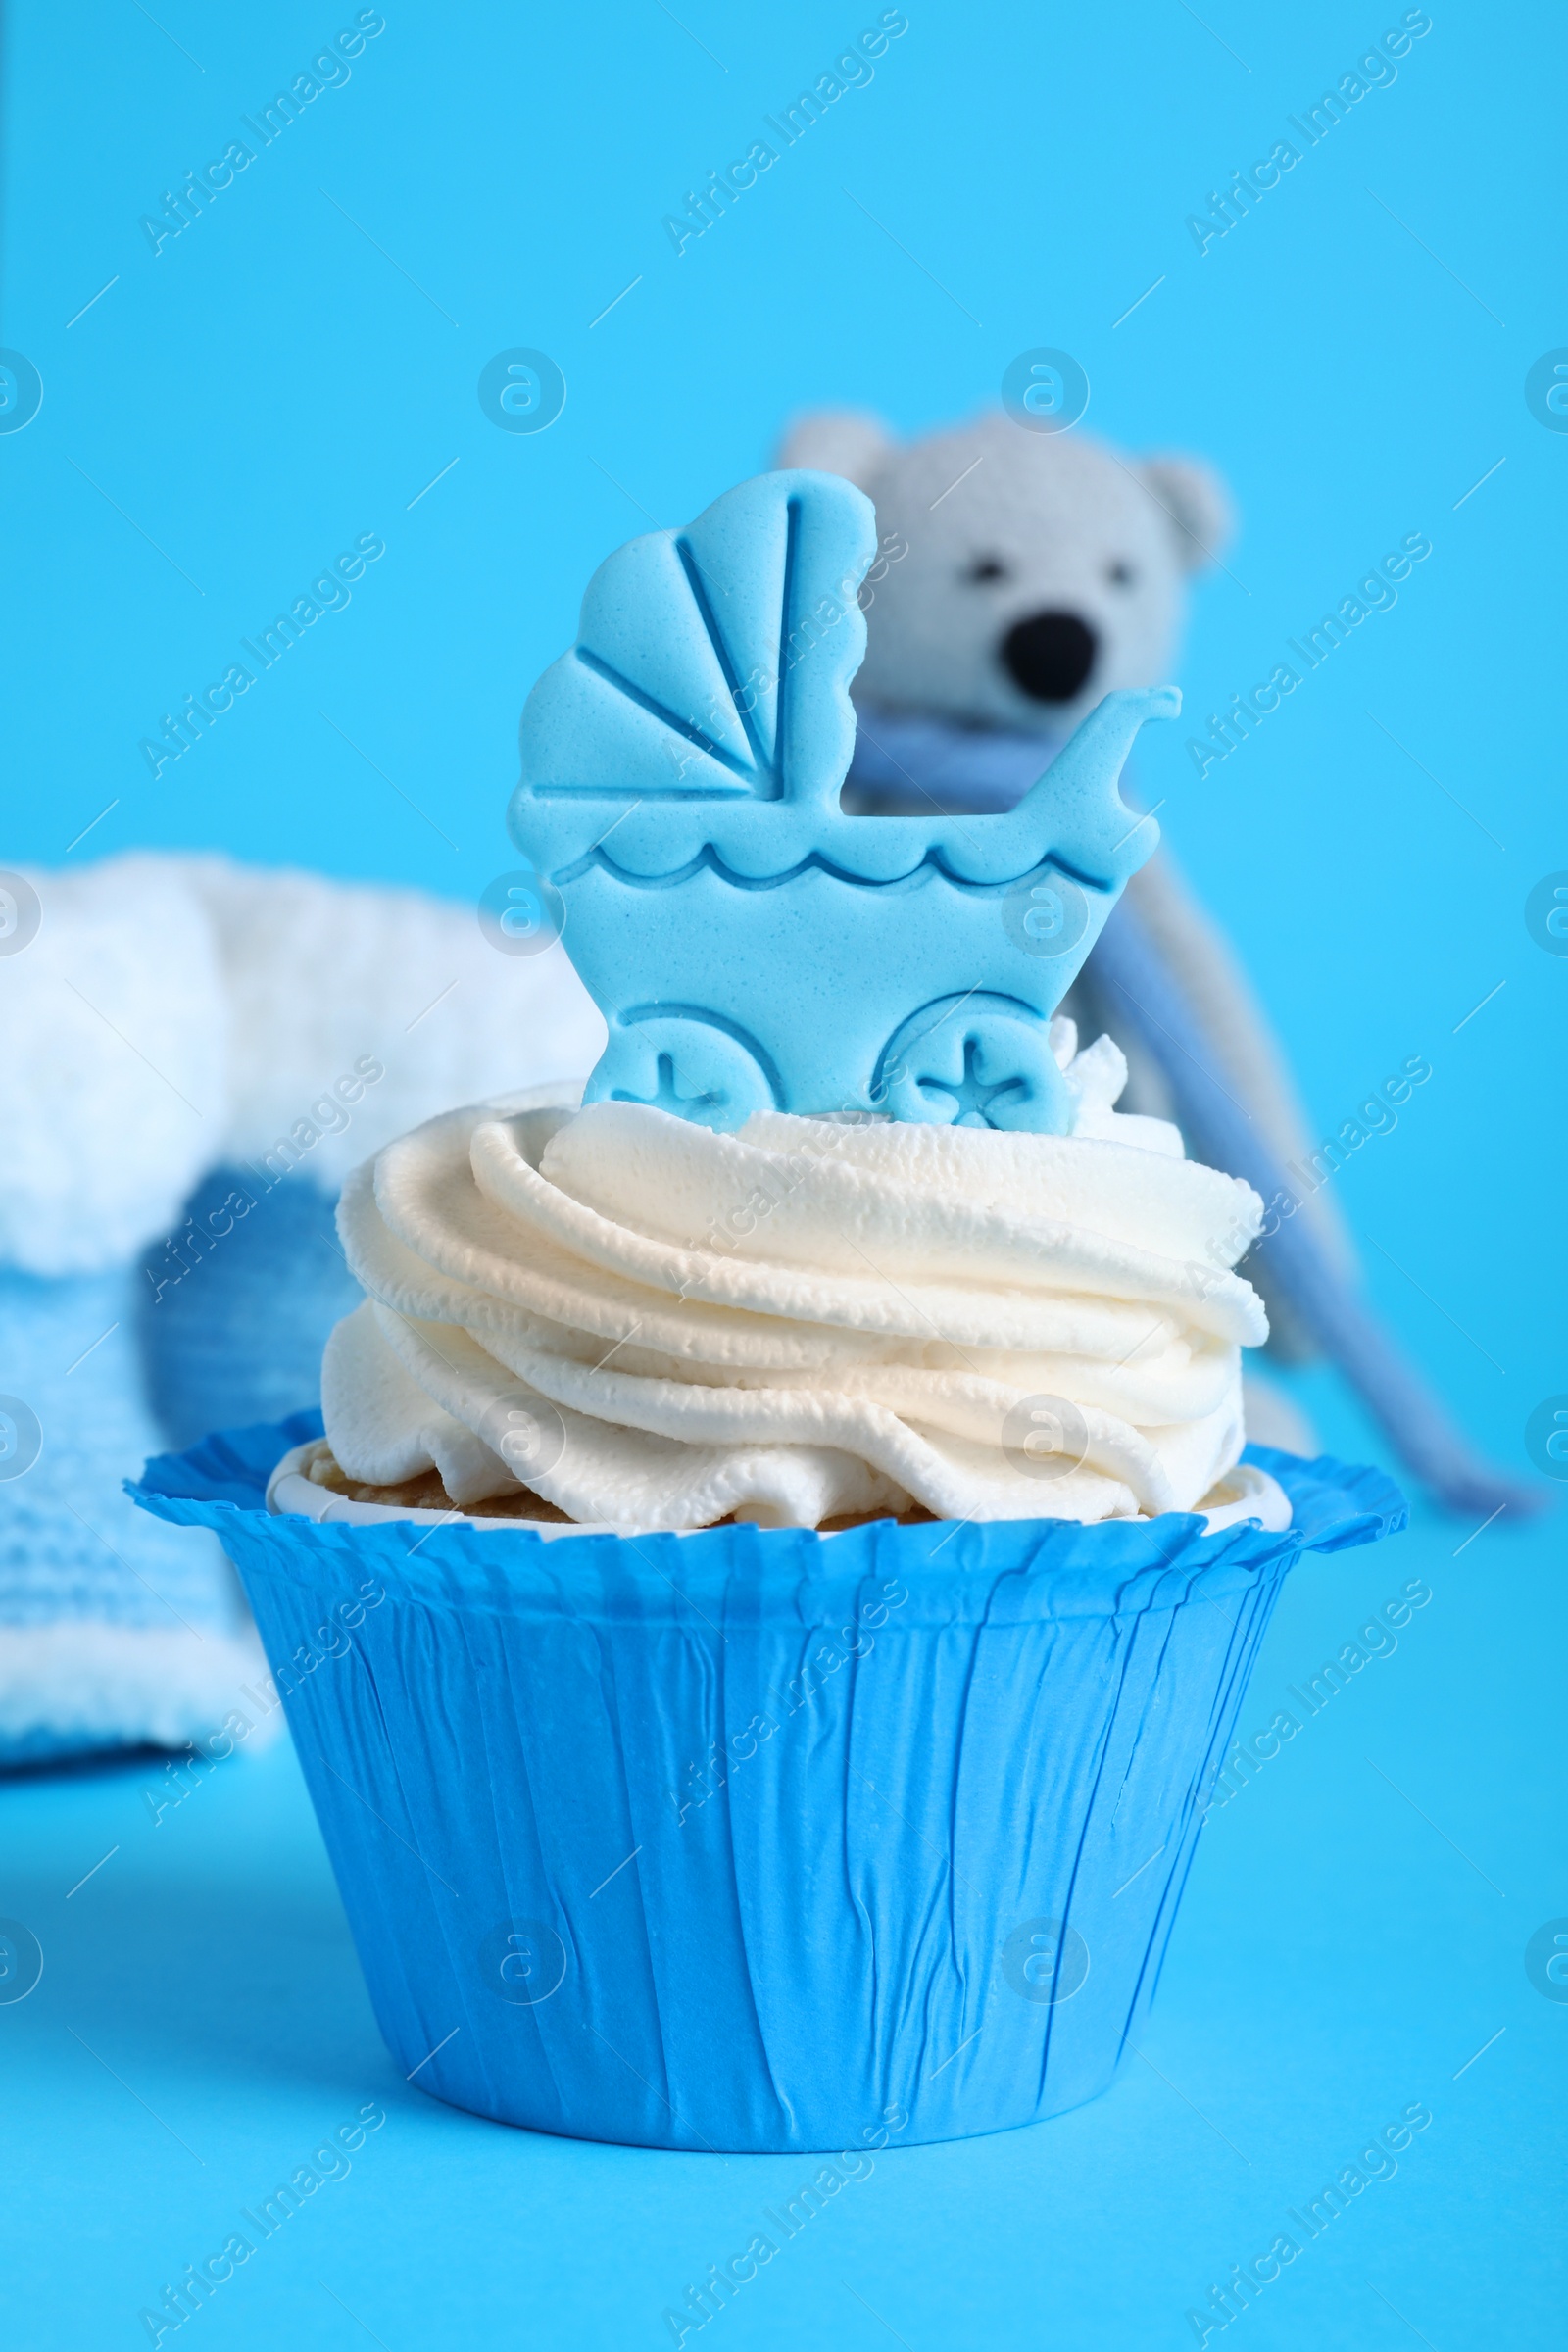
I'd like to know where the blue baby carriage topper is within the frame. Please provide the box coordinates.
[511,468,1179,1133]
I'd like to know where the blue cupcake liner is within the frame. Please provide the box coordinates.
[131,1415,1405,2152]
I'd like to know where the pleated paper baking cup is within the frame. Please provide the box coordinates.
[131,1413,1405,2153]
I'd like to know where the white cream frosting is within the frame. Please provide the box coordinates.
[321,1027,1267,1531]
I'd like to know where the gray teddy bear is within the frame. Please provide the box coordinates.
[777,407,1529,1518]
[791,407,1223,744]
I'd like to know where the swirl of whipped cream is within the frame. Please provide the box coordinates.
[321,1031,1267,1530]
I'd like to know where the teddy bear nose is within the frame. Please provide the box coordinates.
[1000,611,1098,704]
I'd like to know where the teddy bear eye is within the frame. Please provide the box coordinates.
[964,556,1010,584]
[1106,560,1137,588]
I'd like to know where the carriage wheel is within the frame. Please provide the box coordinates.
[874,995,1072,1134]
[585,1012,778,1132]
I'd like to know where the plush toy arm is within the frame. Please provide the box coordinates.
[1090,898,1540,1517]
[1121,851,1356,1282]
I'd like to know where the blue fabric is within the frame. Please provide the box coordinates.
[0,1268,239,1638]
[847,706,1065,813]
[0,1166,355,1767]
[0,1173,355,1765]
[136,1167,361,1450]
[0,1267,258,1768]
[131,1419,1403,2153]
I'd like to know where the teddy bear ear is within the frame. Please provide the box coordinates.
[774,409,893,492]
[1140,454,1235,573]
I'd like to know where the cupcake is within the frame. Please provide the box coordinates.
[292,1026,1284,1536]
[134,467,1406,2152]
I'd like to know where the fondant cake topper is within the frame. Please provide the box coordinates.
[510,468,1179,1132]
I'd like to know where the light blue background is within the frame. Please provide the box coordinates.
[2,1,1563,2343]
